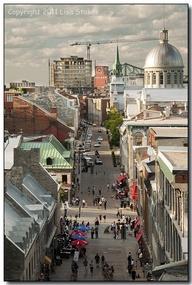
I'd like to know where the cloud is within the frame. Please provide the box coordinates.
[4,4,188,85]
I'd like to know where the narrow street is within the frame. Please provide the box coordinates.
[51,126,145,281]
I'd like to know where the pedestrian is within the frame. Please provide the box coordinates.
[103,215,106,223]
[92,189,95,196]
[113,228,117,239]
[99,214,102,221]
[99,189,101,196]
[95,218,99,227]
[101,255,105,265]
[138,251,143,267]
[104,200,107,210]
[116,210,120,218]
[82,199,86,208]
[107,184,110,190]
[83,257,88,271]
[90,260,94,275]
[91,227,94,239]
[95,253,100,267]
[137,248,142,258]
[98,200,102,208]
[95,227,99,238]
[78,205,81,218]
[131,267,136,280]
[127,252,132,266]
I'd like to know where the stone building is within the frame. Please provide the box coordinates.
[4,146,57,281]
[5,96,74,143]
[49,56,92,93]
[87,97,110,125]
[20,134,73,203]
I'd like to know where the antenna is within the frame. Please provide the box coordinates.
[163,5,166,29]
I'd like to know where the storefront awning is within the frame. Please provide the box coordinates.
[44,255,52,265]
[136,230,144,241]
[130,182,138,200]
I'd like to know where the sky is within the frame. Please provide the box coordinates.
[4,4,188,86]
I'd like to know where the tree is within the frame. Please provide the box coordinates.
[104,107,123,147]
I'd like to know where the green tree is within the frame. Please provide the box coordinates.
[104,107,123,147]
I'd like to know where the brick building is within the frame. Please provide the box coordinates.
[94,65,109,90]
[5,96,74,143]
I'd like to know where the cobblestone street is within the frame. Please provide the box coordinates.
[50,126,146,281]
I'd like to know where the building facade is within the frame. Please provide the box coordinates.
[94,65,109,90]
[49,56,92,93]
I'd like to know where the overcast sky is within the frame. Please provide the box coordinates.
[4,4,188,86]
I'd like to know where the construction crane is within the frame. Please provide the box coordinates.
[70,37,158,60]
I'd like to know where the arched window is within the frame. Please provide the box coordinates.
[46,157,53,165]
[134,132,143,146]
[174,72,177,84]
[152,73,156,84]
[147,73,150,85]
[160,72,163,84]
[167,73,171,84]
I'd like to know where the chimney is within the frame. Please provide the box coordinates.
[50,106,57,119]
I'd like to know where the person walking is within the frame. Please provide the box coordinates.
[103,215,106,223]
[107,184,110,190]
[138,251,143,267]
[83,257,88,271]
[131,267,136,280]
[101,255,105,266]
[99,214,102,222]
[90,260,94,275]
[104,200,107,210]
[95,227,99,238]
[95,253,100,268]
[91,227,94,239]
[127,251,132,273]
[82,199,86,208]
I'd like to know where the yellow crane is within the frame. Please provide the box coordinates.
[70,37,158,60]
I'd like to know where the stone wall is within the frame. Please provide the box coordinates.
[4,237,24,281]
[13,148,58,199]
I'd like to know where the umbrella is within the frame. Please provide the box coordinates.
[70,230,87,236]
[71,240,88,248]
[71,234,87,240]
[77,225,90,232]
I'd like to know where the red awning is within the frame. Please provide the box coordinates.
[130,182,138,200]
[134,218,141,229]
[136,230,144,241]
[117,174,127,183]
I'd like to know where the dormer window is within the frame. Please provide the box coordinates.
[46,157,53,165]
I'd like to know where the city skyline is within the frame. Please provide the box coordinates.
[5,4,188,86]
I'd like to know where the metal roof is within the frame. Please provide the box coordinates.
[20,135,72,169]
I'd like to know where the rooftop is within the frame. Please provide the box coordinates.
[121,115,187,127]
[22,173,55,212]
[5,196,37,254]
[158,147,188,171]
[6,181,46,228]
[20,135,73,169]
[4,135,22,170]
[150,127,188,138]
[142,88,187,103]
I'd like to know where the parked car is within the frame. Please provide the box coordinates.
[95,158,103,165]
[94,143,101,147]
[97,137,103,141]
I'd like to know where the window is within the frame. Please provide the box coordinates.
[134,132,143,146]
[160,72,163,84]
[167,73,171,84]
[147,73,150,85]
[152,73,156,84]
[174,72,177,84]
[62,175,67,183]
[46,157,53,165]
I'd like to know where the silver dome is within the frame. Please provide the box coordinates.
[144,42,184,69]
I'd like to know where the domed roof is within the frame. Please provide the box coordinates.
[144,29,184,69]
